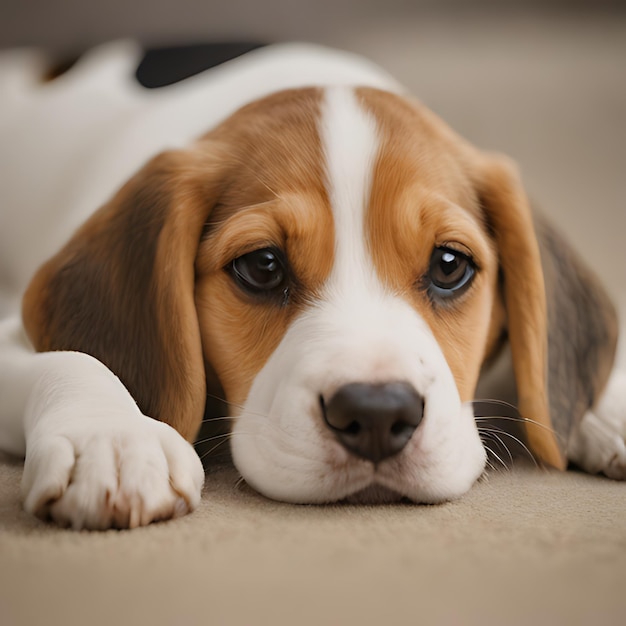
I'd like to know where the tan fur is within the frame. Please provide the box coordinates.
[196,192,334,406]
[194,88,333,407]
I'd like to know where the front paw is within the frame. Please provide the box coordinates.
[567,369,626,481]
[21,415,204,530]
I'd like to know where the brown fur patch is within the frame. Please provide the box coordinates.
[195,89,334,407]
[23,149,225,441]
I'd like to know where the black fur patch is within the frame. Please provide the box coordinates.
[135,43,266,88]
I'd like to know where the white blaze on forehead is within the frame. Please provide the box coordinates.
[315,86,417,384]
[232,87,486,504]
[320,86,380,285]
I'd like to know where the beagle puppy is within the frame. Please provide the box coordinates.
[0,42,623,529]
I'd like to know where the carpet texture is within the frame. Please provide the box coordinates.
[1,14,625,626]
[1,457,626,625]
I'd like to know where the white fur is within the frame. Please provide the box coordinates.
[230,87,486,503]
[567,367,626,479]
[0,316,204,529]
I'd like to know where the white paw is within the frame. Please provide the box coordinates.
[568,368,626,480]
[21,410,204,530]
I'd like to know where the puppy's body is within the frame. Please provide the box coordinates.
[0,42,623,529]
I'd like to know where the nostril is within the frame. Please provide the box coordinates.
[318,394,326,413]
[345,421,361,436]
[390,420,408,436]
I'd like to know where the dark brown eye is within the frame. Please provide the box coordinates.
[229,248,287,295]
[428,247,476,299]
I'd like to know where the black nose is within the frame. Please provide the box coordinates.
[322,382,424,463]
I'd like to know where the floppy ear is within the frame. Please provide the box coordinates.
[22,147,224,442]
[472,153,566,469]
[535,214,618,451]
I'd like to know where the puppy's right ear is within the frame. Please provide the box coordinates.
[22,145,227,442]
[470,152,566,470]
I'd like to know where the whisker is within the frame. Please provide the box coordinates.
[194,432,233,447]
[204,391,271,421]
[479,434,510,470]
[487,448,508,471]
[475,413,554,432]
[201,437,230,460]
[470,398,521,417]
[483,457,498,473]
[197,434,235,461]
[490,427,538,468]
[203,401,314,447]
[199,416,235,425]
[478,428,514,466]
[470,398,566,446]
[234,427,331,465]
[478,425,539,468]
[199,432,262,459]
[205,390,228,403]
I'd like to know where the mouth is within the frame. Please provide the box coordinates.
[340,483,407,505]
[230,391,487,506]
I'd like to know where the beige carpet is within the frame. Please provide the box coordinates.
[1,14,626,626]
[1,456,626,625]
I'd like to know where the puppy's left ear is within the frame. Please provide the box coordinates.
[470,152,566,469]
[22,146,225,441]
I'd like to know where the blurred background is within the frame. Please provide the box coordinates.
[2,1,625,50]
[2,0,625,317]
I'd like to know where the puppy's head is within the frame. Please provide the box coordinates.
[23,86,564,504]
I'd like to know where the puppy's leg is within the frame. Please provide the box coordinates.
[567,367,626,479]
[0,317,34,457]
[0,316,204,529]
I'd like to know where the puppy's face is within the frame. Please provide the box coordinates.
[195,87,499,503]
[29,84,559,504]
